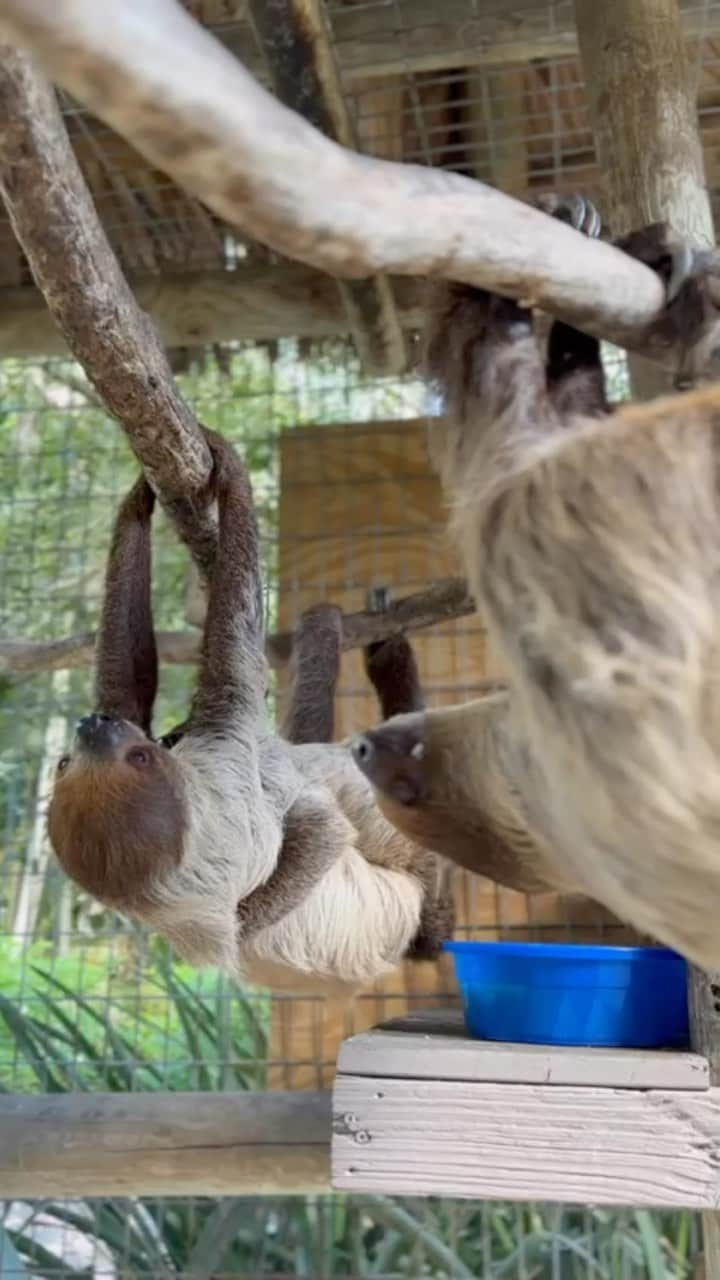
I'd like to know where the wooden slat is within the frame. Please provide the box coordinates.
[337,1010,709,1090]
[332,1076,720,1206]
[0,1090,330,1197]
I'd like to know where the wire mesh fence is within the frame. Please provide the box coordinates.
[0,0,712,1272]
[0,333,705,1279]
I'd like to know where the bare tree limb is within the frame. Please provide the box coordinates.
[0,45,213,506]
[0,0,679,355]
[0,577,476,678]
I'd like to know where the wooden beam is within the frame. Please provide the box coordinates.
[0,268,422,357]
[0,0,684,360]
[0,46,212,504]
[193,0,720,81]
[246,0,406,374]
[0,573,476,677]
[333,1074,720,1205]
[0,1090,331,1196]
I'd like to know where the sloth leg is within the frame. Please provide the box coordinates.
[282,603,343,744]
[363,587,425,719]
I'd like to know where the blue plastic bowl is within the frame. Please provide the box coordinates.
[444,941,689,1048]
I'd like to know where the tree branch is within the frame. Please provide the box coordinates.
[0,0,678,354]
[0,577,475,678]
[0,44,213,507]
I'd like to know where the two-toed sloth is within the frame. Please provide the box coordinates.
[354,195,720,971]
[47,429,454,994]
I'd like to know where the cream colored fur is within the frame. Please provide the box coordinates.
[135,730,426,994]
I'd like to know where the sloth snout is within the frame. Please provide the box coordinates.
[351,724,427,806]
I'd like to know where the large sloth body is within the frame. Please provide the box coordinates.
[48,432,452,995]
[354,212,720,970]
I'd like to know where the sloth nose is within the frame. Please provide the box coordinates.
[75,713,127,757]
[351,725,426,806]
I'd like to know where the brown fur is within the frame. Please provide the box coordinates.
[48,431,453,991]
[357,205,720,970]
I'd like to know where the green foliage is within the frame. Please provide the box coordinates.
[2,1195,700,1279]
[0,936,269,1093]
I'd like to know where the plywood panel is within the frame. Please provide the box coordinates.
[268,420,626,1090]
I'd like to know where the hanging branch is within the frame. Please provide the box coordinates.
[0,45,213,509]
[0,0,679,356]
[0,578,475,678]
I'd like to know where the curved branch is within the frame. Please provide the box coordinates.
[0,0,673,352]
[0,44,213,504]
[0,577,476,677]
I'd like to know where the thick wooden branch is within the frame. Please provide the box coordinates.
[0,577,475,678]
[0,46,212,505]
[247,0,406,375]
[0,1090,331,1196]
[0,0,681,356]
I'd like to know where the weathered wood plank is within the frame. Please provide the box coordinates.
[338,1011,709,1090]
[0,1090,331,1197]
[332,1076,720,1206]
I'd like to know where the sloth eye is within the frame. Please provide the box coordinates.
[57,756,70,774]
[126,747,152,769]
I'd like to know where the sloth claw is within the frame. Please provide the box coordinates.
[535,192,602,240]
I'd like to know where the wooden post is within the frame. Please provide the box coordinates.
[576,1,719,1270]
[0,1090,331,1196]
[247,0,406,375]
[576,0,714,397]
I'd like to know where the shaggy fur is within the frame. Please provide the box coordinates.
[354,202,720,970]
[48,432,453,995]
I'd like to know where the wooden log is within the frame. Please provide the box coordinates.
[0,1090,331,1196]
[0,269,422,357]
[0,46,212,505]
[0,573,476,677]
[0,0,685,359]
[247,0,406,375]
[576,0,715,398]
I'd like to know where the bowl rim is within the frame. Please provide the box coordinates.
[442,940,685,963]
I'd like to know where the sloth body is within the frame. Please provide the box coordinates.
[48,434,452,995]
[354,205,720,970]
[166,731,426,993]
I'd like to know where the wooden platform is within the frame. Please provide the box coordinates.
[332,1010,719,1208]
